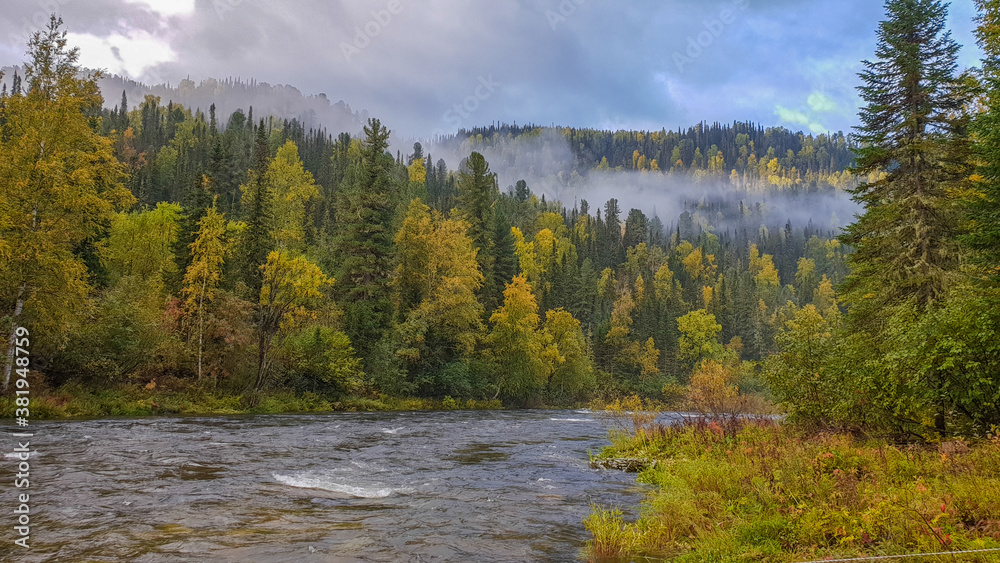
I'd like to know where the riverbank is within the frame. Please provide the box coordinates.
[587,421,1000,562]
[0,383,504,419]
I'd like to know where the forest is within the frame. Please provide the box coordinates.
[1,0,999,443]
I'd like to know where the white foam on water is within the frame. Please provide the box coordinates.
[574,409,592,414]
[381,427,404,434]
[350,460,385,472]
[273,472,410,498]
[548,418,594,422]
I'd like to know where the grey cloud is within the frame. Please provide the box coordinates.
[0,0,983,137]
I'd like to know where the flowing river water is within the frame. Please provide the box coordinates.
[4,410,647,562]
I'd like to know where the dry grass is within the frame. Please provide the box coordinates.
[586,421,1000,562]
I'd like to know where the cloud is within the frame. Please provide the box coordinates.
[124,0,195,17]
[775,105,827,135]
[0,0,984,137]
[67,30,176,79]
[807,92,838,114]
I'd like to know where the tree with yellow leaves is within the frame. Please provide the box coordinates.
[393,199,485,376]
[512,223,576,310]
[487,276,556,401]
[677,309,723,371]
[1,17,134,388]
[265,140,319,251]
[543,308,595,397]
[181,203,228,381]
[408,157,427,184]
[251,251,330,400]
[98,202,182,285]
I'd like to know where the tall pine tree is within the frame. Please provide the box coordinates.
[843,0,962,315]
[236,119,274,297]
[454,152,501,310]
[335,118,396,361]
[841,0,965,433]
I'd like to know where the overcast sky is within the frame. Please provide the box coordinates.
[0,0,984,138]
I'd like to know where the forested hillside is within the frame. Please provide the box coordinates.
[3,8,999,435]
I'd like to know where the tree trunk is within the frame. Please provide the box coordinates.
[3,284,26,390]
[4,206,36,390]
[249,323,275,407]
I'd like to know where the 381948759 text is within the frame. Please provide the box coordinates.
[10,326,32,549]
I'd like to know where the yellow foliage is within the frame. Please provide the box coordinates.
[408,158,427,184]
[687,359,739,415]
[606,288,636,347]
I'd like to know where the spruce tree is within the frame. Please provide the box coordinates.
[454,152,501,309]
[236,119,274,296]
[842,0,962,315]
[334,118,396,361]
[841,0,964,433]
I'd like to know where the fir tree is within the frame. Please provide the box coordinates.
[842,0,963,315]
[334,118,397,361]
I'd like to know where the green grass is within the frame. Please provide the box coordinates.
[586,421,1000,562]
[0,384,505,419]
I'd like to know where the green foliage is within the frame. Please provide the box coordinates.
[843,0,963,315]
[234,121,275,296]
[677,309,724,371]
[334,118,397,361]
[280,327,363,397]
[47,276,171,386]
[765,303,849,427]
[13,10,1000,420]
[454,151,500,306]
[98,202,182,284]
[968,0,1000,267]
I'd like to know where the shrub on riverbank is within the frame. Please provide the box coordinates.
[587,422,1000,562]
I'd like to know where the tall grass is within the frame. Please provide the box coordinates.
[586,421,1000,562]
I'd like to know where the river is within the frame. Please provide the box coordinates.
[5,410,646,562]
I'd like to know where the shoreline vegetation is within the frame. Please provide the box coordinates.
[586,409,1000,563]
[0,382,506,419]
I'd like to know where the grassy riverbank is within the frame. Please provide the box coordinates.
[0,382,504,419]
[586,421,1000,562]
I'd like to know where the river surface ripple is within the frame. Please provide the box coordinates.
[5,410,647,562]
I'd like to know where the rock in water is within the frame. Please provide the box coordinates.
[591,458,655,472]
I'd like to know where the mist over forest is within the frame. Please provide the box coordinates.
[0,65,367,134]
